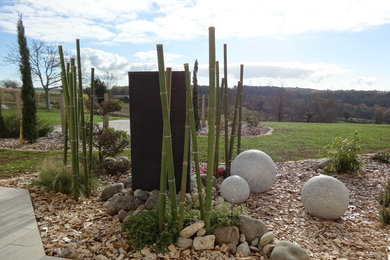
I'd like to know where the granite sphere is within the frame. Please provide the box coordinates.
[231,149,276,193]
[301,175,349,219]
[220,175,250,204]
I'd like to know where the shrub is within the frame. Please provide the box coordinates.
[122,204,244,252]
[244,109,263,127]
[0,114,53,138]
[34,159,100,196]
[373,150,390,164]
[87,124,130,165]
[324,132,361,174]
[122,208,177,252]
[378,180,390,225]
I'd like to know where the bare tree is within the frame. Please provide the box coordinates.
[4,39,62,109]
[104,71,118,89]
[0,80,21,88]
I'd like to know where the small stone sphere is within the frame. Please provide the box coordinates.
[301,175,349,220]
[231,149,276,193]
[220,175,250,204]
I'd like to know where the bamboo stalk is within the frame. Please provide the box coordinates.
[223,44,229,176]
[237,64,244,154]
[184,63,205,220]
[88,68,95,183]
[228,81,243,174]
[59,46,68,169]
[158,67,172,231]
[204,27,216,231]
[76,39,89,197]
[214,61,222,176]
[156,44,178,227]
[178,106,190,231]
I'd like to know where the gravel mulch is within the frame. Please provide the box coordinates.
[0,154,389,259]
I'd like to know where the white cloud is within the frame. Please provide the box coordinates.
[2,0,390,43]
[79,48,131,85]
[348,76,377,87]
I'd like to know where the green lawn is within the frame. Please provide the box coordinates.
[2,108,127,126]
[0,149,63,179]
[1,121,389,179]
[197,122,390,162]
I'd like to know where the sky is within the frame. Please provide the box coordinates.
[1,0,390,91]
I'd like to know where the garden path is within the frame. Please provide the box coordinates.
[0,187,65,260]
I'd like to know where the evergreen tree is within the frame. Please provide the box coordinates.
[192,59,201,130]
[17,15,37,142]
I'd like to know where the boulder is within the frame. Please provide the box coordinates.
[144,190,160,210]
[120,177,132,188]
[270,241,310,260]
[116,156,129,163]
[260,232,275,247]
[107,196,142,215]
[220,175,250,204]
[101,183,124,201]
[238,215,268,242]
[117,209,129,222]
[180,220,205,238]
[176,237,193,249]
[134,189,150,201]
[193,235,215,250]
[301,175,349,219]
[213,226,240,246]
[236,242,250,257]
[231,150,276,193]
[196,228,206,237]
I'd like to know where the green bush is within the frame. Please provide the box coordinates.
[373,150,390,164]
[34,159,100,196]
[324,132,361,174]
[88,124,129,165]
[122,204,244,252]
[122,208,177,252]
[0,114,53,138]
[378,180,390,225]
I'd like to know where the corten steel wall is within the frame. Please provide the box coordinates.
[129,71,190,192]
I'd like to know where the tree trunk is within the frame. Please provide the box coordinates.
[45,88,51,110]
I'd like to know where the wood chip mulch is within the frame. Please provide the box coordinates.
[1,154,389,259]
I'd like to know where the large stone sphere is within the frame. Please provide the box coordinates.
[301,175,349,220]
[231,149,276,193]
[220,175,250,204]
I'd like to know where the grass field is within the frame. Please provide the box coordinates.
[2,107,127,126]
[197,121,390,162]
[1,121,389,179]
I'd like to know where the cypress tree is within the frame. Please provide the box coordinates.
[17,15,37,143]
[192,59,201,131]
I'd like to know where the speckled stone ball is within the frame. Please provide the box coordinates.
[231,149,276,193]
[301,175,349,220]
[220,175,250,204]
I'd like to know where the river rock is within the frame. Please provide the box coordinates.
[301,175,349,219]
[176,237,193,249]
[101,183,124,201]
[238,215,268,242]
[180,220,205,238]
[213,226,240,245]
[270,241,310,260]
[231,150,276,193]
[260,232,275,247]
[237,242,251,257]
[134,189,150,201]
[144,190,160,210]
[107,196,142,215]
[120,177,132,188]
[220,175,250,204]
[117,209,129,222]
[193,235,215,250]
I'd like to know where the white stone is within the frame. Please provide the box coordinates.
[231,150,276,193]
[301,175,349,220]
[193,235,215,250]
[180,220,205,238]
[220,175,250,204]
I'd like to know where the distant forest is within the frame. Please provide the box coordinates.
[111,85,390,124]
[197,85,390,124]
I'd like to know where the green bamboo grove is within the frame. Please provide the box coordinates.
[58,40,94,200]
